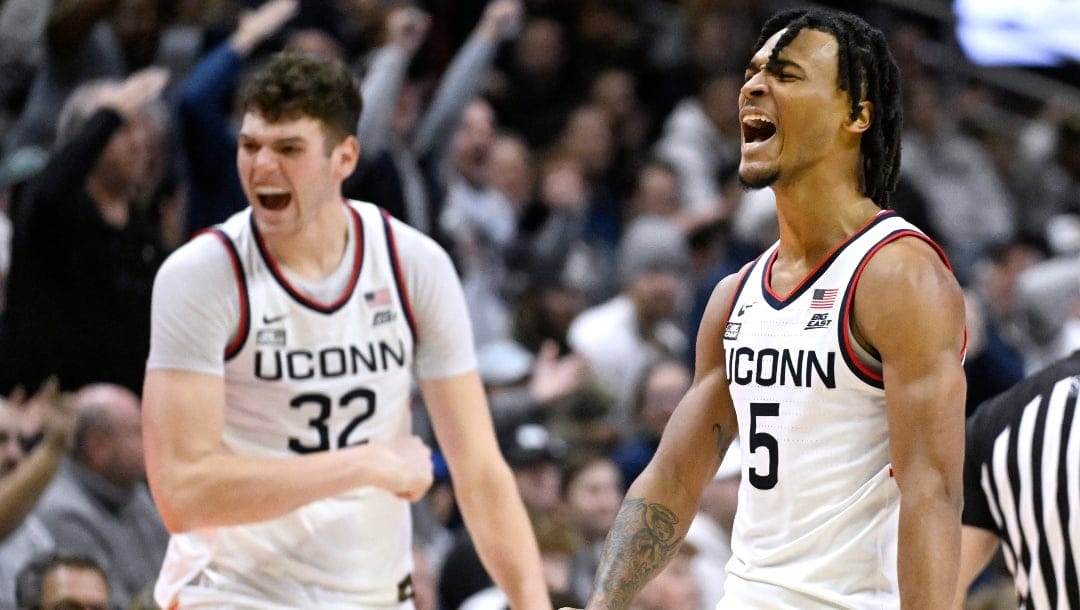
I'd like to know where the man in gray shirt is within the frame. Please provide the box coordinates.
[31,383,168,608]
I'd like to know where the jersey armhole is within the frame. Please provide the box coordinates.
[204,229,250,360]
[725,261,758,324]
[379,208,418,344]
[840,230,962,388]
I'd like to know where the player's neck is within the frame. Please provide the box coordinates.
[772,171,879,265]
[265,201,351,282]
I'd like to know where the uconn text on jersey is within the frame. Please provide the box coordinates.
[726,347,836,389]
[254,339,408,381]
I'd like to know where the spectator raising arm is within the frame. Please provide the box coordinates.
[0,379,74,542]
[177,0,298,236]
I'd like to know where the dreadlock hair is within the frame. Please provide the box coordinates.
[752,8,903,208]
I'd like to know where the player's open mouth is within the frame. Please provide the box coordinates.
[255,187,292,210]
[742,113,776,144]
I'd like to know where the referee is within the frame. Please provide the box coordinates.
[955,350,1080,609]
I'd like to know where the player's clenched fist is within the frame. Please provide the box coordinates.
[367,436,434,501]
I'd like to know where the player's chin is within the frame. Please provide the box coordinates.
[737,165,779,190]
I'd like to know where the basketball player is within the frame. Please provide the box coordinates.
[563,8,967,609]
[952,350,1080,609]
[143,53,551,609]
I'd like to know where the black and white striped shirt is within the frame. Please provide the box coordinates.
[964,350,1080,609]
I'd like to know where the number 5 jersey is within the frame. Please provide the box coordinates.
[719,211,956,609]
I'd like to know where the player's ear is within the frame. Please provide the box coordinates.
[846,100,873,134]
[334,135,360,177]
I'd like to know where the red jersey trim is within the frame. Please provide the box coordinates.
[761,210,896,309]
[839,229,962,388]
[207,230,250,361]
[379,208,417,343]
[250,202,365,314]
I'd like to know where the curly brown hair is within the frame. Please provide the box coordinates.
[238,52,363,154]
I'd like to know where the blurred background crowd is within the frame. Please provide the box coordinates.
[0,0,1076,608]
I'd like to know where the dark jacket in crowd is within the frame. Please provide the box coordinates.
[0,109,166,395]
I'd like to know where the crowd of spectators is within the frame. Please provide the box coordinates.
[0,0,1076,608]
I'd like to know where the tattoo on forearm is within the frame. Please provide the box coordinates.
[591,498,683,608]
[713,424,728,456]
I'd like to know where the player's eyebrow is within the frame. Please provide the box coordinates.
[746,57,803,74]
[770,58,803,71]
[238,134,307,146]
[270,137,306,146]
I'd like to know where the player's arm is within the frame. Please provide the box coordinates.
[421,372,552,610]
[951,525,1000,609]
[579,273,742,610]
[398,219,550,610]
[143,369,431,533]
[855,237,967,609]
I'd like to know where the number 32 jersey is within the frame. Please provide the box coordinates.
[149,200,475,608]
[719,211,953,609]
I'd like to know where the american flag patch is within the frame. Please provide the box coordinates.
[364,287,392,308]
[810,288,838,309]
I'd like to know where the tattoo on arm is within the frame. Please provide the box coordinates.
[590,498,683,609]
[713,424,729,456]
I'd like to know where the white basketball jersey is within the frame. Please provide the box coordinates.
[155,201,418,608]
[718,211,949,609]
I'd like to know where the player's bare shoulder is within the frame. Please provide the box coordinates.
[704,261,757,322]
[853,234,966,353]
[858,235,962,304]
[696,261,757,373]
